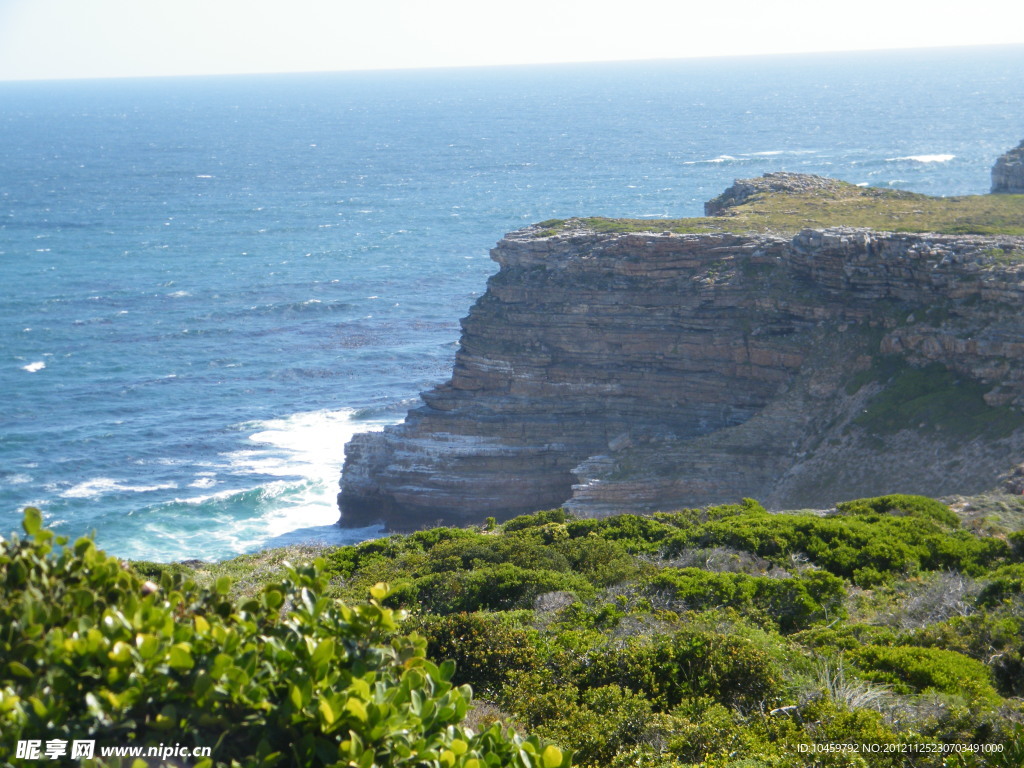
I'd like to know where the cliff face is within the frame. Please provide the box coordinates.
[339,177,1024,530]
[992,140,1024,194]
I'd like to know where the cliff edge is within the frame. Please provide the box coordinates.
[339,172,1024,530]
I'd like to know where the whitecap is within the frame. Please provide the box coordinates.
[221,408,393,532]
[61,478,178,499]
[682,154,737,165]
[22,361,46,373]
[886,154,955,163]
[166,290,191,298]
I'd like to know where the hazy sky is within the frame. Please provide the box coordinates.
[1,0,1022,81]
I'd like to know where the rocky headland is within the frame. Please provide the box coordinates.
[339,167,1024,531]
[992,139,1024,193]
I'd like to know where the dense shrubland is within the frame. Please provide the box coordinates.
[276,495,1024,767]
[6,493,1024,767]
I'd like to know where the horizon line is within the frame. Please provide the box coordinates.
[2,41,1021,86]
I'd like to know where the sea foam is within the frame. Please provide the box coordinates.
[886,154,956,163]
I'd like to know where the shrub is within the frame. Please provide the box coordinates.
[909,611,1024,697]
[502,509,572,533]
[834,494,960,527]
[662,503,1009,586]
[646,568,846,633]
[553,536,639,587]
[0,509,571,768]
[535,684,654,768]
[847,644,999,702]
[418,613,541,697]
[571,628,784,710]
[424,533,572,575]
[413,564,596,614]
[976,563,1024,607]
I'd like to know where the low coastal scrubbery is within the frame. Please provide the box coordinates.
[0,509,569,768]
[266,493,1023,767]
[7,492,1024,767]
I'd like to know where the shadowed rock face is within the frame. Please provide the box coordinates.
[339,179,1024,531]
[992,140,1024,193]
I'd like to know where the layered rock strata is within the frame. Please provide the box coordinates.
[339,184,1024,530]
[992,139,1024,193]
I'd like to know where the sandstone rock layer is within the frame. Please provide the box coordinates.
[339,204,1024,530]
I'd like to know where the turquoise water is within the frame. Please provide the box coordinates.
[2,46,1022,561]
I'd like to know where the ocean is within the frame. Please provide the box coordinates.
[2,45,1022,562]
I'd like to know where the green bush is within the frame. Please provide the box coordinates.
[909,610,1024,697]
[571,628,784,710]
[502,509,572,533]
[646,568,846,633]
[834,494,960,527]
[423,533,572,575]
[413,564,595,614]
[848,644,999,702]
[0,509,571,768]
[976,563,1024,606]
[418,613,540,697]
[661,503,1010,586]
[552,536,639,587]
[502,680,654,768]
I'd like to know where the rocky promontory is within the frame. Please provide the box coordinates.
[339,173,1024,530]
[992,140,1024,193]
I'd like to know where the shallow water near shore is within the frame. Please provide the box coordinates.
[1,45,1023,561]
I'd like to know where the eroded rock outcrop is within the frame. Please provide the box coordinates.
[339,178,1024,530]
[992,140,1024,193]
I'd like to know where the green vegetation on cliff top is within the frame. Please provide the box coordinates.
[533,177,1024,238]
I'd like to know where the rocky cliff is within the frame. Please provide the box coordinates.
[339,173,1024,530]
[992,140,1024,193]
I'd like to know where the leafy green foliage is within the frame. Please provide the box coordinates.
[412,564,596,614]
[848,645,999,701]
[417,613,540,696]
[567,627,785,711]
[657,502,1011,586]
[908,611,1024,697]
[12,488,1024,767]
[976,563,1024,606]
[647,567,846,633]
[0,510,571,768]
[834,494,960,527]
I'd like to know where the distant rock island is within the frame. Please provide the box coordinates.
[339,150,1024,531]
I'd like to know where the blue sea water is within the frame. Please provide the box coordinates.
[2,46,1023,562]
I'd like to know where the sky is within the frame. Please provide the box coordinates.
[0,0,1022,81]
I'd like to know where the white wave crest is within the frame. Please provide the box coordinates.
[886,154,955,163]
[22,361,46,372]
[61,478,178,499]
[221,409,393,532]
[682,154,737,165]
